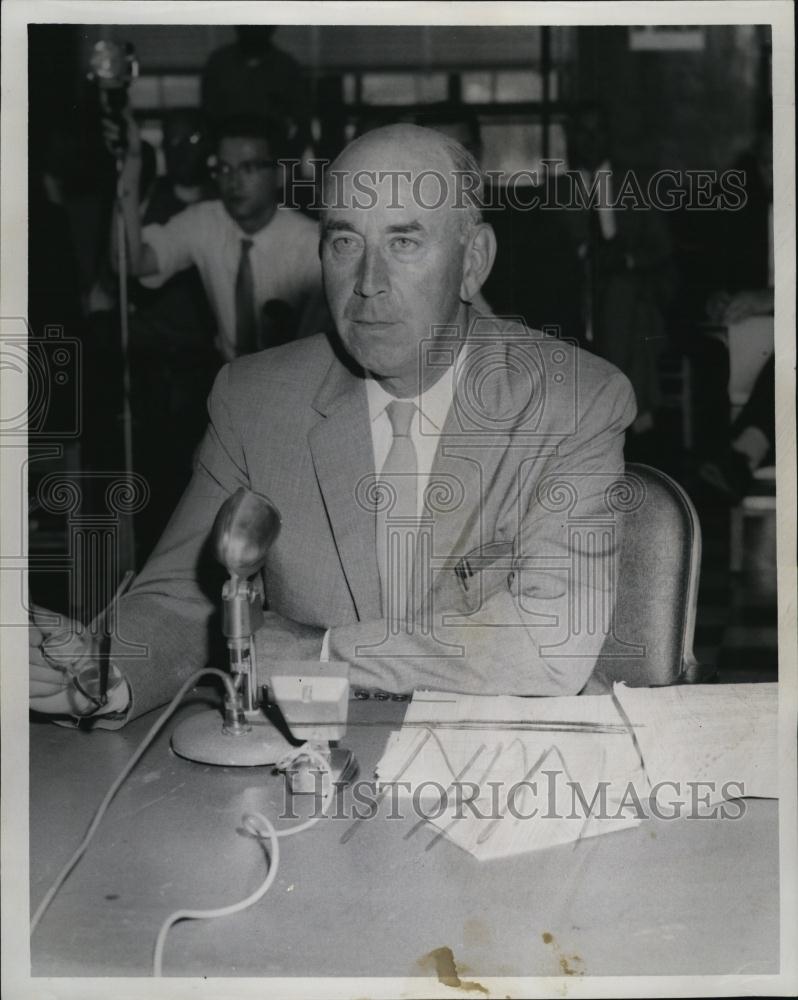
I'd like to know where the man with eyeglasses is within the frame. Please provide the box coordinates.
[109,111,326,361]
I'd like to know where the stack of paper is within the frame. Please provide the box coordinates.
[612,681,778,800]
[375,691,646,860]
[374,683,778,860]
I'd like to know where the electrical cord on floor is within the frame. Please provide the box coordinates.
[152,744,334,977]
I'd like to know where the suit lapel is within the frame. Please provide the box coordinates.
[416,336,515,609]
[423,418,508,590]
[308,359,382,621]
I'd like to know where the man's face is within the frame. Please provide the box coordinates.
[321,141,469,392]
[216,137,279,226]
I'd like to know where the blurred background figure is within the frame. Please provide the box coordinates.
[202,26,312,159]
[682,119,775,502]
[562,104,676,451]
[706,121,774,319]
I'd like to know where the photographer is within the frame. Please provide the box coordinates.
[105,109,327,361]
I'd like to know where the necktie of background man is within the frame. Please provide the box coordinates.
[235,237,258,355]
[377,400,419,626]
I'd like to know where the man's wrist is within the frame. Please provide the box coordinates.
[51,662,132,731]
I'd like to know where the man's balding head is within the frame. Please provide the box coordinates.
[324,124,484,235]
[319,124,496,397]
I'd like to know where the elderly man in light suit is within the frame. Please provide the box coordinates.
[30,124,636,726]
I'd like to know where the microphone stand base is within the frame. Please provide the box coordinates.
[171,708,294,766]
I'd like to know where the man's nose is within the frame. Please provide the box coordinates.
[354,246,389,297]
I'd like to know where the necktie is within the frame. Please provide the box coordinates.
[377,400,418,622]
[235,238,258,355]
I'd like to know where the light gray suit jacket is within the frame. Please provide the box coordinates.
[111,317,636,719]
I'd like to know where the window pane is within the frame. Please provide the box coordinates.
[129,76,160,110]
[361,73,417,105]
[130,75,201,110]
[161,75,201,108]
[417,73,448,103]
[495,70,542,102]
[462,72,493,104]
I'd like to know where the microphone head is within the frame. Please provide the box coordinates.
[213,488,281,579]
[87,40,138,89]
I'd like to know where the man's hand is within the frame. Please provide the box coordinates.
[29,605,102,716]
[29,605,129,721]
[720,288,774,323]
[100,106,141,163]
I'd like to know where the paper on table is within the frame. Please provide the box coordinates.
[375,691,647,860]
[612,681,778,800]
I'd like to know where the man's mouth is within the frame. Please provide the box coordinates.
[349,318,399,328]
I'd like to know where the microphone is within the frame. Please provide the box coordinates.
[87,40,139,154]
[171,488,353,782]
[171,489,294,766]
[213,487,280,582]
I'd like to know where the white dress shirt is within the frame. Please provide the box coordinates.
[140,201,323,360]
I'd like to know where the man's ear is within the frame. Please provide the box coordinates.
[460,223,497,303]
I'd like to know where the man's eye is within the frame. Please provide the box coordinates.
[391,237,419,251]
[332,236,360,253]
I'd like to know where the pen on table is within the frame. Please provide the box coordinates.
[91,570,135,706]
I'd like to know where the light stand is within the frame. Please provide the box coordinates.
[113,163,137,574]
[88,40,140,576]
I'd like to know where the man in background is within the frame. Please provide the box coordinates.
[108,110,327,361]
[562,104,676,450]
[696,122,775,501]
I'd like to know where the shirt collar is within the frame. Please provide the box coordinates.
[365,354,458,434]
[223,202,280,249]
